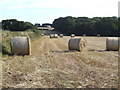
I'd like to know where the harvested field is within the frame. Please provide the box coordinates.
[2,36,118,88]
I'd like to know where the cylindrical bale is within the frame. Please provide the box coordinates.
[71,34,75,37]
[54,34,58,38]
[60,34,63,37]
[106,37,119,51]
[68,38,87,51]
[10,36,31,55]
[83,34,86,36]
[42,34,44,36]
[50,34,54,38]
[97,34,100,37]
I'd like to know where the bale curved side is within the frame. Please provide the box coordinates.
[10,36,31,55]
[106,37,119,51]
[68,38,87,51]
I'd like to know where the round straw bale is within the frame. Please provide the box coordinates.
[10,36,31,55]
[50,34,54,38]
[71,34,75,37]
[60,34,63,37]
[42,34,44,36]
[68,38,87,51]
[54,34,58,38]
[83,34,86,36]
[97,34,100,37]
[106,37,119,51]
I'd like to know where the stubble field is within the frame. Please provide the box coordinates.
[2,33,118,88]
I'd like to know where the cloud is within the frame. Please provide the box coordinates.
[1,0,118,17]
[4,0,86,10]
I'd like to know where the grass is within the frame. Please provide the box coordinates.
[2,29,42,56]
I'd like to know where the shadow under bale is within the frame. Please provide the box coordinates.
[52,50,78,53]
[88,49,107,52]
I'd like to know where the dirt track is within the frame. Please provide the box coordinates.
[2,36,118,88]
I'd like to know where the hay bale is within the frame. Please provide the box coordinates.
[106,37,119,51]
[60,34,63,37]
[71,34,75,37]
[97,34,100,37]
[10,36,31,55]
[68,38,87,51]
[50,34,58,38]
[42,34,44,36]
[83,34,86,36]
[54,34,58,38]
[50,34,54,38]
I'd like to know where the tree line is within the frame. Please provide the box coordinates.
[2,19,36,31]
[52,16,119,36]
[1,17,119,37]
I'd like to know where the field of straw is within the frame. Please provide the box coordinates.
[1,30,118,88]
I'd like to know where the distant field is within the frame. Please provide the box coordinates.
[1,30,118,88]
[37,27,54,30]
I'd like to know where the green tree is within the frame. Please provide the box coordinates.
[52,16,118,36]
[2,19,36,31]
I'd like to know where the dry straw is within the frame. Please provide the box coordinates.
[106,37,119,51]
[68,38,87,51]
[10,36,31,55]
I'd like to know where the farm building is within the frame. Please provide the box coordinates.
[37,23,54,30]
[35,23,41,27]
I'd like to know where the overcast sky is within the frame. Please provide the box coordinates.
[0,0,119,24]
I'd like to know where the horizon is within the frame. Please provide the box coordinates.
[0,0,119,24]
[1,16,118,25]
